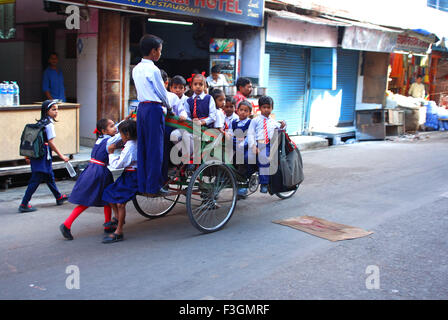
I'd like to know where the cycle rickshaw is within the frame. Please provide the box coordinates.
[132,115,300,233]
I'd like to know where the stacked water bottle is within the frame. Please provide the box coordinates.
[0,81,20,106]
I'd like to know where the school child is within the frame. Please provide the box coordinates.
[19,100,69,213]
[184,73,217,127]
[228,100,256,198]
[59,117,127,240]
[222,95,239,131]
[210,88,226,133]
[102,120,138,243]
[132,34,171,196]
[183,73,217,167]
[169,75,189,116]
[247,96,286,194]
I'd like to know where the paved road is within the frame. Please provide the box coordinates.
[1,132,448,300]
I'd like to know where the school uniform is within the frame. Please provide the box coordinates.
[132,58,171,194]
[223,112,239,131]
[21,118,63,206]
[184,92,217,127]
[247,115,285,185]
[102,140,138,204]
[69,132,121,207]
[230,118,256,177]
[214,109,225,130]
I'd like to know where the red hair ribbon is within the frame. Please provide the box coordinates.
[187,71,207,86]
[93,128,100,134]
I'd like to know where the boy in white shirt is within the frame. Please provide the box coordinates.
[247,96,286,193]
[132,34,171,196]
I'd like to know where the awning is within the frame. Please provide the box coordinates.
[265,8,348,26]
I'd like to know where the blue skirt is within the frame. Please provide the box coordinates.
[30,145,52,174]
[102,170,138,204]
[69,163,114,207]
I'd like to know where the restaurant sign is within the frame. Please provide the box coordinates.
[93,0,264,27]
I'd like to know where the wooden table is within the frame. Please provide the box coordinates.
[0,103,80,163]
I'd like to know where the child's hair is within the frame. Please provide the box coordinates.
[139,34,163,56]
[225,95,236,105]
[258,96,274,109]
[192,73,207,86]
[160,69,168,83]
[238,100,252,113]
[95,118,110,139]
[169,75,186,88]
[39,100,58,123]
[118,119,137,140]
[236,77,251,91]
[211,88,225,101]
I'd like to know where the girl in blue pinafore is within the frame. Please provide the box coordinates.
[229,100,257,198]
[59,117,128,240]
[19,100,69,213]
[102,120,138,243]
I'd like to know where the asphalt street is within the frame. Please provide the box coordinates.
[1,132,447,300]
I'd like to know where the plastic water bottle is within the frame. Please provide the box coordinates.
[0,83,6,106]
[4,81,13,106]
[65,161,77,178]
[11,81,20,106]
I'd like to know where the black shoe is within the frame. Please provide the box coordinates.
[102,233,124,244]
[260,185,268,193]
[56,194,69,206]
[59,224,74,240]
[18,204,37,213]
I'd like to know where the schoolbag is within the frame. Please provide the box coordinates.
[19,121,47,159]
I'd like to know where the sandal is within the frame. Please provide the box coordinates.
[102,232,124,244]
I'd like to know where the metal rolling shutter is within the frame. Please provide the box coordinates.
[337,48,359,124]
[265,43,307,134]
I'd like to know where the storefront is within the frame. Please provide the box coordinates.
[44,0,266,145]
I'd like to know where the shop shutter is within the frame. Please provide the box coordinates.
[337,48,359,124]
[310,48,337,90]
[265,43,307,134]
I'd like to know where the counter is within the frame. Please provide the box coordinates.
[0,103,80,163]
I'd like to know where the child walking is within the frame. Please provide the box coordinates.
[247,96,286,194]
[19,100,69,213]
[133,34,171,196]
[102,120,138,243]
[59,117,127,240]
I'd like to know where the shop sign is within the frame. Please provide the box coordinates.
[395,34,431,54]
[342,26,397,53]
[93,0,264,27]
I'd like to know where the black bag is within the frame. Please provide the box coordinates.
[19,121,47,159]
[269,130,304,194]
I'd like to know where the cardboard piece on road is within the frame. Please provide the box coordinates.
[273,216,374,242]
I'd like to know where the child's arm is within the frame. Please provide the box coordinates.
[48,139,69,162]
[108,143,132,170]
[247,120,258,154]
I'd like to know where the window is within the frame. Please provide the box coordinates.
[427,0,448,12]
[0,0,15,39]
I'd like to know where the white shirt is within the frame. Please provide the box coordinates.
[45,118,56,141]
[206,74,229,87]
[108,140,138,170]
[247,115,285,148]
[132,59,171,110]
[168,92,188,118]
[184,92,217,126]
[408,82,425,99]
[224,112,239,130]
[214,109,225,129]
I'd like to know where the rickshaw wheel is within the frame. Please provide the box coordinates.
[186,162,237,233]
[275,184,299,199]
[247,173,259,195]
[133,184,181,219]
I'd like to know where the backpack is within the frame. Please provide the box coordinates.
[19,121,47,159]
